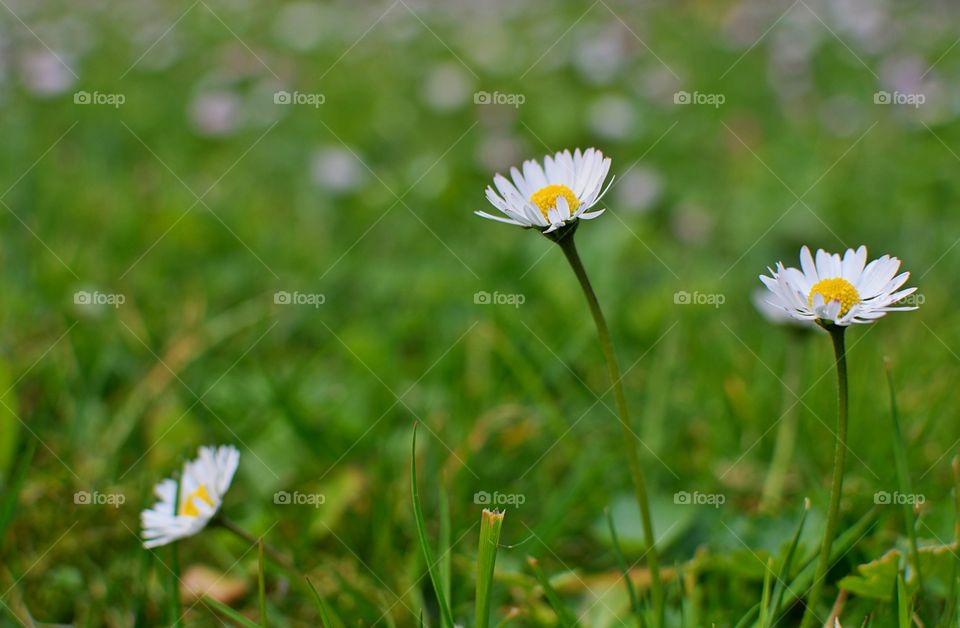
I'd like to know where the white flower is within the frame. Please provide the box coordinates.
[759,246,917,326]
[141,445,240,549]
[476,148,613,233]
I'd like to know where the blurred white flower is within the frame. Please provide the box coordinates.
[19,49,75,97]
[613,166,662,215]
[760,246,917,326]
[422,63,472,112]
[587,95,635,140]
[141,445,240,549]
[310,146,363,193]
[476,148,612,233]
[272,2,326,52]
[189,91,242,137]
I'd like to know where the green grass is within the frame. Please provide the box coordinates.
[3,0,960,625]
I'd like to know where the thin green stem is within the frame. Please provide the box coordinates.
[801,325,848,628]
[555,229,663,625]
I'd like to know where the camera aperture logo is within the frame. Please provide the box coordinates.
[474,91,525,108]
[274,90,326,108]
[274,291,326,308]
[474,290,525,308]
[674,290,725,308]
[74,90,126,108]
[74,490,126,508]
[473,490,525,507]
[75,290,125,308]
[874,91,925,108]
[874,490,925,506]
[674,490,725,508]
[674,91,725,108]
[273,490,325,508]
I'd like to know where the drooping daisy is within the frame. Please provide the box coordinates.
[476,148,613,233]
[141,445,240,549]
[759,246,917,326]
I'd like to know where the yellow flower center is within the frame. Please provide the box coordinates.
[808,278,861,316]
[530,184,580,219]
[179,484,215,518]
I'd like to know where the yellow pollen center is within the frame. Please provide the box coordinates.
[179,484,215,518]
[808,278,861,316]
[530,184,580,219]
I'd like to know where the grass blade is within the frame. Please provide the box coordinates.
[897,573,910,628]
[306,577,335,627]
[885,359,923,595]
[475,509,505,628]
[411,423,455,627]
[440,474,452,607]
[759,556,774,627]
[258,539,268,627]
[527,557,579,627]
[0,438,35,542]
[605,506,640,620]
[202,595,261,628]
[766,498,811,628]
[736,507,879,627]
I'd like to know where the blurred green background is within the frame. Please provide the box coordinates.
[2,0,960,625]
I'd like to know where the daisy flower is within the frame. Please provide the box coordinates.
[141,445,240,549]
[759,245,917,326]
[476,148,613,233]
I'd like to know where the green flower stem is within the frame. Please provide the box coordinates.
[216,516,298,573]
[801,325,848,628]
[553,227,663,625]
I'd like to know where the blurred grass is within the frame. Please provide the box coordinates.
[3,0,960,624]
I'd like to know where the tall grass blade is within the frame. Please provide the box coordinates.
[527,557,579,627]
[475,508,505,628]
[411,423,455,627]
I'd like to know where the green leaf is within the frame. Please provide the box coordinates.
[838,549,900,602]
